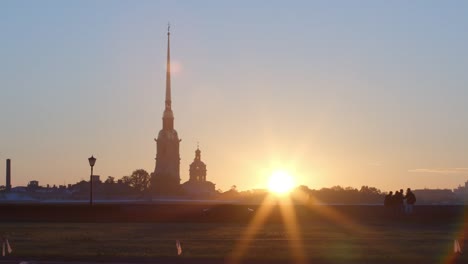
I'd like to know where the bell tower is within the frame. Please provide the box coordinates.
[189,145,207,182]
[151,24,181,195]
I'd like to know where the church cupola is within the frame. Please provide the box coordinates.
[189,144,207,182]
[182,144,216,197]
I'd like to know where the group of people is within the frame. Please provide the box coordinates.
[384,188,416,214]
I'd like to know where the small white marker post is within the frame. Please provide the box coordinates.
[454,239,462,254]
[6,239,11,254]
[2,238,13,257]
[176,240,182,256]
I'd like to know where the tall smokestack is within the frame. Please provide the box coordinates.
[6,159,11,192]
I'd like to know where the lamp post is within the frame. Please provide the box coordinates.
[88,155,96,205]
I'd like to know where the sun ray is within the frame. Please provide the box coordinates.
[230,169,402,264]
[291,188,401,258]
[227,194,276,264]
[442,209,468,264]
[292,188,367,233]
[278,195,307,264]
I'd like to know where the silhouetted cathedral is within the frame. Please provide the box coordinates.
[151,27,215,197]
[151,26,181,195]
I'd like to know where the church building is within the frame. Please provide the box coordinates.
[182,145,216,196]
[150,27,216,197]
[150,26,182,195]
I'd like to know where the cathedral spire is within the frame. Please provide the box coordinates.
[162,23,174,130]
[165,23,171,111]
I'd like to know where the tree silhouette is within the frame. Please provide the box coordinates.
[121,176,131,186]
[104,176,115,184]
[127,169,151,192]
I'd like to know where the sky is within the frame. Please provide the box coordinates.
[1,0,468,192]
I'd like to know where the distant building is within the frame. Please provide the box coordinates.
[91,175,101,183]
[26,180,40,192]
[6,159,11,192]
[182,146,216,196]
[28,180,39,188]
[413,188,459,204]
[454,180,468,202]
[151,26,181,196]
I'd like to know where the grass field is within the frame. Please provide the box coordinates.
[0,220,467,263]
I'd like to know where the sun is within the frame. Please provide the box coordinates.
[267,170,295,195]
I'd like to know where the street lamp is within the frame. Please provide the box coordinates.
[88,155,96,205]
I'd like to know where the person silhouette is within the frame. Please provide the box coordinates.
[405,188,416,214]
[393,190,404,214]
[384,191,393,208]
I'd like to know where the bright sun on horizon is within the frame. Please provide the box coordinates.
[267,170,295,195]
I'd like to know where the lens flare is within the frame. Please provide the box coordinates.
[268,170,295,195]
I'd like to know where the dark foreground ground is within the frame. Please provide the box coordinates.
[0,203,467,263]
[0,202,466,223]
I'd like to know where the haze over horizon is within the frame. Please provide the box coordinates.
[1,1,468,192]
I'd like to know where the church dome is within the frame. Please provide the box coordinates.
[190,160,206,168]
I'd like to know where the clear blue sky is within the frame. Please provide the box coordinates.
[1,0,468,192]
